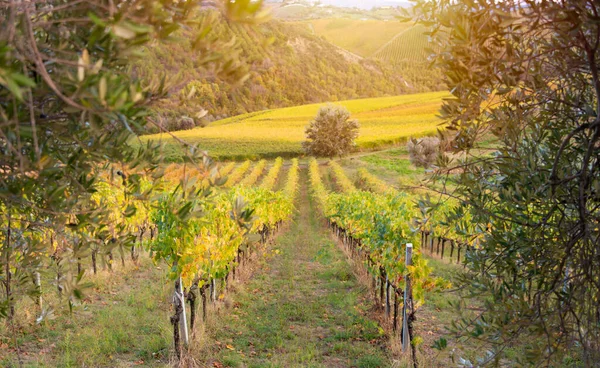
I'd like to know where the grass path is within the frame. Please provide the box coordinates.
[202,170,391,368]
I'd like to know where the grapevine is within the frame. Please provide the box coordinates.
[329,161,357,193]
[223,160,251,188]
[259,157,284,191]
[219,162,236,178]
[240,159,267,187]
[357,168,396,195]
[309,158,438,305]
[283,158,299,197]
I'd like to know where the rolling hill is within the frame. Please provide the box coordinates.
[135,10,432,133]
[298,18,443,92]
[143,91,448,160]
[301,18,411,57]
[373,24,434,62]
[301,18,436,63]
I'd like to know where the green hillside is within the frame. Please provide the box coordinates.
[135,11,435,133]
[297,18,443,92]
[143,91,448,160]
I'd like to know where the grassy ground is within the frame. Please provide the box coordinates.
[335,147,426,190]
[143,92,447,161]
[197,170,391,368]
[0,257,172,367]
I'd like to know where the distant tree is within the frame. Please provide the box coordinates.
[303,105,360,157]
[176,117,197,131]
[407,137,440,168]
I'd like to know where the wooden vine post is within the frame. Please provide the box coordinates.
[401,243,412,352]
[401,243,418,368]
[172,276,189,358]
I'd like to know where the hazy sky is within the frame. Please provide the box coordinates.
[315,0,410,9]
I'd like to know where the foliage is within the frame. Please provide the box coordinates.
[0,0,213,321]
[224,161,252,188]
[239,160,267,187]
[143,92,447,161]
[308,159,439,306]
[413,0,600,364]
[151,161,297,287]
[0,3,266,361]
[135,12,430,131]
[308,159,330,214]
[282,159,300,197]
[303,105,360,158]
[407,137,440,168]
[329,161,357,193]
[356,168,396,195]
[259,158,284,191]
[219,162,237,178]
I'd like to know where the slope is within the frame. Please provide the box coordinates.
[301,18,411,57]
[143,91,447,161]
[298,18,445,91]
[134,10,415,132]
[373,24,434,62]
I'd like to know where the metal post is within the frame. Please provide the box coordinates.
[176,277,189,346]
[402,243,413,352]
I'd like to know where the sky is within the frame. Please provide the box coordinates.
[314,0,411,9]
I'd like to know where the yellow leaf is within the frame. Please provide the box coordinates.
[112,25,136,39]
[77,58,85,82]
[187,86,196,99]
[92,59,103,75]
[99,77,107,104]
[81,49,90,66]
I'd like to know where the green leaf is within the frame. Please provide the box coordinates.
[432,337,448,350]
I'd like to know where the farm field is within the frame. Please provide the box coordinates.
[4,2,595,367]
[374,24,436,63]
[0,157,497,367]
[300,18,412,57]
[299,18,436,63]
[143,91,448,161]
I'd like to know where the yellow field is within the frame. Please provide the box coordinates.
[143,91,448,160]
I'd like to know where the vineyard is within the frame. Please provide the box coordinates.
[143,92,448,160]
[299,18,445,91]
[0,158,301,366]
[300,18,411,58]
[0,155,520,366]
[309,160,457,353]
[372,24,435,63]
[3,0,595,366]
[301,18,437,64]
